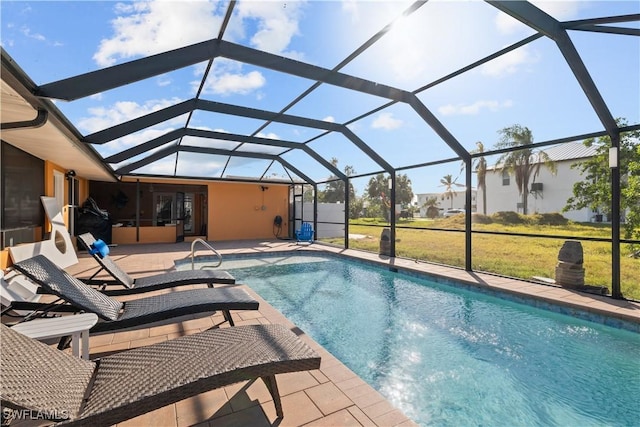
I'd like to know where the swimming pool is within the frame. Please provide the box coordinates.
[179,254,640,426]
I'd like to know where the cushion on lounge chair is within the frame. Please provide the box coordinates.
[77,233,236,295]
[88,239,110,258]
[1,323,321,425]
[11,255,259,331]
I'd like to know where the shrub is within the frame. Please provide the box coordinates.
[491,211,525,224]
[528,212,568,226]
[471,213,492,224]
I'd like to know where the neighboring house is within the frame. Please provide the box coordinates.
[479,143,599,222]
[416,190,477,218]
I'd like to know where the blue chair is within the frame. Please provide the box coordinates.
[296,222,314,244]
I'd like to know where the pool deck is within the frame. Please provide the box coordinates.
[52,240,640,425]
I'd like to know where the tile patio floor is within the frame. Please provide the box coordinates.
[9,239,640,426]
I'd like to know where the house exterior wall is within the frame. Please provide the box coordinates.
[415,191,476,217]
[480,160,594,222]
[209,182,290,241]
[107,178,291,243]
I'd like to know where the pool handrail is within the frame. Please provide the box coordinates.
[190,238,222,269]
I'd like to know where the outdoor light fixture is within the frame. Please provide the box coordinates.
[609,147,618,168]
[65,170,76,179]
[388,178,393,190]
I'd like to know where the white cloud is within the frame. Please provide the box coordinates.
[77,97,185,134]
[144,158,180,175]
[196,58,266,97]
[156,75,171,87]
[93,1,224,66]
[256,131,279,140]
[20,25,45,41]
[203,70,266,96]
[341,0,360,23]
[323,116,335,123]
[480,46,539,77]
[236,1,304,56]
[92,1,306,97]
[93,1,305,66]
[494,12,523,35]
[372,112,403,130]
[438,99,513,116]
[100,126,176,160]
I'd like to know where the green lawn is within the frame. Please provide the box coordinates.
[322,217,640,300]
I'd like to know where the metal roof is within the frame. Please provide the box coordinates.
[541,142,599,162]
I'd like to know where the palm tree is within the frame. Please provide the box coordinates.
[494,125,556,215]
[421,196,439,218]
[472,142,488,215]
[439,174,464,209]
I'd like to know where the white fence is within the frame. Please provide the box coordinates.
[294,202,344,238]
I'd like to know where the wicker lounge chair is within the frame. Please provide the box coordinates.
[77,232,236,296]
[77,232,236,294]
[10,255,258,331]
[1,323,321,425]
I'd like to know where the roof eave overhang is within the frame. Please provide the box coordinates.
[1,48,119,182]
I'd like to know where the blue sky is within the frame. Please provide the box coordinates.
[1,0,639,196]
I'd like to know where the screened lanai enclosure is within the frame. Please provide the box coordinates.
[1,1,639,298]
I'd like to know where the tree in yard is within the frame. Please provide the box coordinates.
[494,125,556,215]
[319,158,356,203]
[472,142,488,215]
[366,173,414,220]
[317,158,361,219]
[422,196,440,219]
[626,144,640,255]
[439,174,464,209]
[564,121,640,244]
[302,185,315,202]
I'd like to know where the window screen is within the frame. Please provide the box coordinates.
[1,141,45,229]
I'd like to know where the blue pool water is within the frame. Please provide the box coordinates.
[187,255,640,426]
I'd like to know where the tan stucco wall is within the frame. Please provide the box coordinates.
[208,182,290,241]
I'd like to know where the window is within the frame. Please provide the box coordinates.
[502,170,510,186]
[184,193,193,233]
[1,142,44,230]
[154,193,174,226]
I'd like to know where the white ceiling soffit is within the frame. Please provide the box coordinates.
[1,62,117,182]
